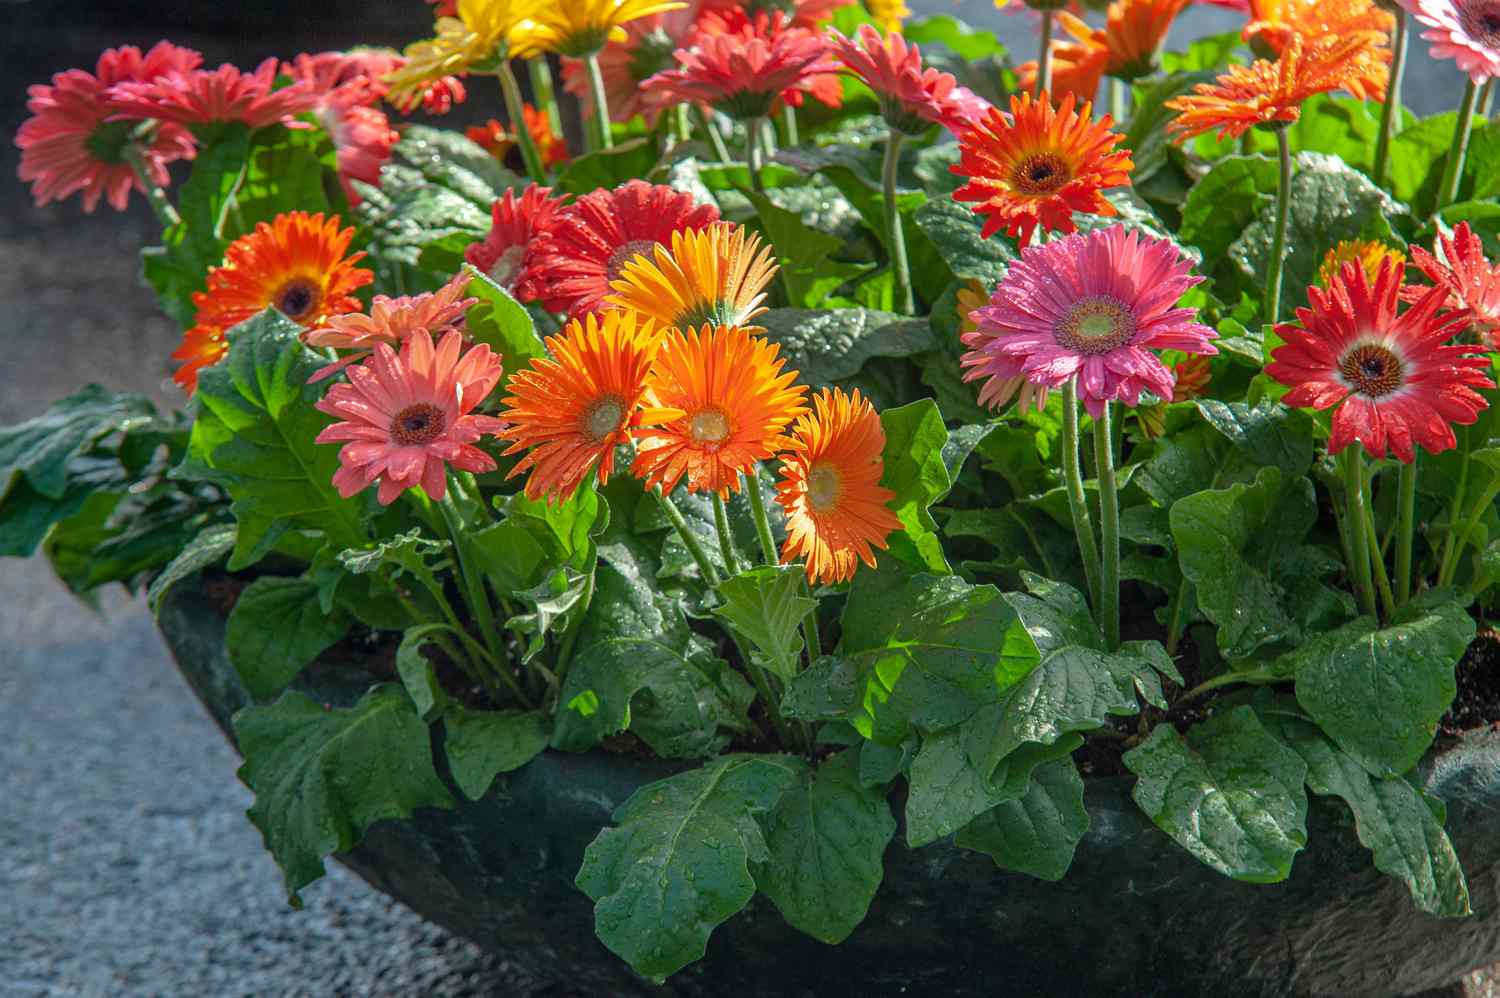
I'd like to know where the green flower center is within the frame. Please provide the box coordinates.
[583,395,627,442]
[1055,297,1137,355]
[84,120,135,165]
[806,461,842,512]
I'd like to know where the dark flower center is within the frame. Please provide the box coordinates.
[1011,153,1072,196]
[1055,296,1137,354]
[1338,343,1405,398]
[582,394,627,442]
[274,278,322,323]
[84,120,135,165]
[1461,0,1500,44]
[606,239,659,282]
[390,403,446,446]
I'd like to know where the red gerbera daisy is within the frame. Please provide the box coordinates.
[464,183,566,298]
[1403,221,1500,344]
[108,58,319,130]
[1266,260,1492,462]
[528,180,720,319]
[283,51,390,107]
[16,41,200,213]
[831,25,991,135]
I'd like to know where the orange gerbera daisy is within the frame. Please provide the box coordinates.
[606,222,777,333]
[1244,0,1392,95]
[170,324,227,394]
[465,105,569,169]
[632,324,808,498]
[951,91,1133,246]
[1019,0,1191,98]
[499,308,665,502]
[1018,15,1110,103]
[775,387,901,584]
[1318,239,1407,288]
[1165,33,1388,143]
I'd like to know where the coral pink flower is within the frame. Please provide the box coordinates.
[561,3,701,124]
[963,225,1217,416]
[1398,0,1500,81]
[528,180,720,319]
[1403,221,1500,344]
[306,271,477,381]
[108,58,318,129]
[281,52,399,202]
[831,25,991,136]
[15,41,199,212]
[642,12,842,120]
[283,51,391,107]
[465,184,565,298]
[699,0,853,28]
[315,328,507,505]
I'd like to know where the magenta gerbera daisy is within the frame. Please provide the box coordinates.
[962,225,1218,417]
[527,180,720,318]
[830,25,991,136]
[464,184,566,298]
[1402,221,1500,345]
[15,41,200,213]
[1398,0,1500,81]
[108,58,319,130]
[314,327,507,505]
[1267,260,1491,462]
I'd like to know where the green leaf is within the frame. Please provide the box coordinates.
[1127,71,1218,183]
[755,749,896,944]
[902,14,1007,60]
[781,654,862,722]
[1192,399,1315,478]
[147,523,237,613]
[0,457,127,558]
[507,567,591,663]
[442,707,550,801]
[1160,31,1242,72]
[1295,598,1473,778]
[468,518,550,595]
[880,399,951,574]
[462,264,547,370]
[1124,705,1308,882]
[713,565,814,679]
[235,685,454,904]
[576,753,805,981]
[746,190,866,309]
[913,196,1017,285]
[756,307,936,388]
[226,576,352,700]
[394,624,452,722]
[1178,155,1279,265]
[555,137,660,195]
[0,384,154,501]
[1388,111,1462,217]
[955,755,1090,881]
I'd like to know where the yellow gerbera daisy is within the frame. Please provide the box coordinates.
[606,222,778,334]
[526,0,688,58]
[865,0,911,32]
[386,0,546,105]
[1317,239,1407,288]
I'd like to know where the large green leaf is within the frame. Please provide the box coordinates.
[146,523,238,613]
[576,753,805,981]
[880,399,951,574]
[1294,597,1473,779]
[1124,705,1308,882]
[747,190,869,308]
[1178,155,1278,266]
[713,565,814,680]
[1388,111,1463,217]
[913,196,1017,285]
[1192,399,1315,478]
[442,707,551,801]
[555,137,660,195]
[462,264,547,370]
[757,307,935,388]
[226,576,351,700]
[235,685,454,903]
[0,384,155,501]
[1127,70,1218,183]
[755,749,896,944]
[955,755,1090,881]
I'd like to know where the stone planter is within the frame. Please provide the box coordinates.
[158,577,1500,997]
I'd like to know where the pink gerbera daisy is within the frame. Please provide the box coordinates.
[699,0,853,28]
[16,41,200,212]
[528,180,720,318]
[1402,221,1500,345]
[963,225,1218,416]
[305,271,477,381]
[283,51,391,107]
[464,183,565,297]
[561,3,701,124]
[830,25,991,135]
[314,327,507,505]
[1398,0,1500,81]
[1267,260,1490,462]
[108,58,319,130]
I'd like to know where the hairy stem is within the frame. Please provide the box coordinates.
[1061,378,1103,614]
[527,57,563,137]
[712,492,742,576]
[584,51,614,150]
[496,62,546,179]
[882,128,915,314]
[1094,401,1121,649]
[1036,10,1055,98]
[1437,79,1480,210]
[1344,450,1378,618]
[1264,127,1293,324]
[1395,458,1417,605]
[747,115,768,194]
[123,141,181,227]
[654,487,720,585]
[744,468,780,566]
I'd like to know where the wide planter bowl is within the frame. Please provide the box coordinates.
[158,577,1500,997]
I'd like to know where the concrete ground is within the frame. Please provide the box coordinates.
[0,3,1485,996]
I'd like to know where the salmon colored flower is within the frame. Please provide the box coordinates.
[1243,0,1392,97]
[529,179,720,318]
[282,51,400,202]
[951,91,1133,246]
[464,183,565,297]
[1318,239,1407,288]
[1403,221,1500,343]
[305,272,477,381]
[315,328,507,505]
[606,222,777,332]
[633,324,808,497]
[525,0,688,57]
[1398,0,1500,81]
[108,58,319,129]
[500,309,665,502]
[1267,260,1490,462]
[15,42,199,213]
[775,387,901,584]
[831,25,991,135]
[957,281,1050,413]
[283,51,393,107]
[560,4,701,124]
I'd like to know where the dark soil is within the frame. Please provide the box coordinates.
[1437,628,1500,748]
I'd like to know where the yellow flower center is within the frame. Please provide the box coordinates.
[1011,152,1072,196]
[390,402,446,446]
[689,407,732,448]
[273,277,323,324]
[806,461,843,513]
[1339,342,1405,398]
[583,394,626,442]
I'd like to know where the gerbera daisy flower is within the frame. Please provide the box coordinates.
[528,179,721,318]
[1165,33,1388,142]
[1403,221,1500,342]
[963,225,1218,417]
[525,0,688,57]
[699,0,853,29]
[1017,15,1110,103]
[283,51,391,107]
[384,0,546,108]
[305,271,477,381]
[1267,260,1490,462]
[1020,0,1193,97]
[191,211,373,335]
[499,308,665,502]
[1244,0,1392,96]
[464,184,565,297]
[641,12,843,120]
[951,91,1133,247]
[315,328,507,505]
[1172,354,1213,399]
[559,4,701,124]
[108,58,319,130]
[465,106,569,169]
[831,25,991,135]
[1398,0,1500,81]
[955,279,1050,413]
[774,387,901,584]
[170,324,227,395]
[606,222,777,332]
[632,323,809,498]
[16,42,199,213]
[866,0,912,31]
[1318,239,1408,288]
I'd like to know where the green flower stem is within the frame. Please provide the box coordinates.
[584,50,614,150]
[654,487,720,585]
[1437,79,1481,210]
[1395,459,1418,605]
[780,104,799,146]
[1093,401,1121,649]
[1163,578,1189,657]
[735,631,800,749]
[882,129,915,315]
[438,489,513,684]
[672,103,691,146]
[1363,474,1397,621]
[712,492,742,576]
[1061,378,1104,615]
[695,105,732,162]
[496,61,547,180]
[1372,7,1408,188]
[1109,77,1127,124]
[1343,449,1378,619]
[123,141,180,227]
[1037,10,1055,98]
[1443,477,1500,587]
[747,115,768,194]
[1483,78,1497,117]
[1264,126,1294,324]
[744,468,780,566]
[527,57,563,137]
